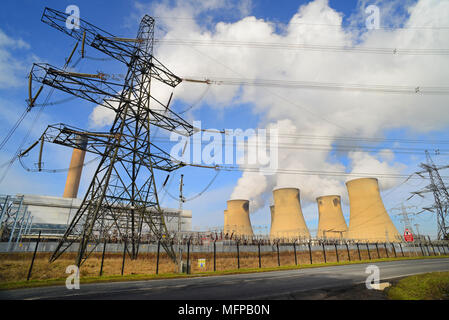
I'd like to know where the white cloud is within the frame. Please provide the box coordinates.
[119,0,449,213]
[0,29,31,88]
[89,105,116,128]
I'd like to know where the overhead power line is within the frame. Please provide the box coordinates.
[182,76,449,95]
[153,16,449,31]
[188,163,442,180]
[156,39,449,56]
[152,137,448,156]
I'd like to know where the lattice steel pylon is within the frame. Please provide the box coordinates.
[24,8,194,266]
[411,151,449,240]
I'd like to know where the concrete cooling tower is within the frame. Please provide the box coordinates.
[346,178,400,242]
[63,136,88,198]
[226,200,254,237]
[316,195,348,239]
[270,188,310,240]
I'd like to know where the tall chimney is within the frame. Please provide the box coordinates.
[316,195,348,239]
[270,188,310,240]
[63,136,88,198]
[223,209,229,234]
[269,205,275,235]
[346,178,400,242]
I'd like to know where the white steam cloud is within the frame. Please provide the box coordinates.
[90,0,449,213]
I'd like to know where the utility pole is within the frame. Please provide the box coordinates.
[178,174,185,271]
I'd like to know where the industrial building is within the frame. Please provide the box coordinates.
[1,193,192,238]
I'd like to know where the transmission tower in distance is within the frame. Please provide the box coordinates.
[23,8,194,266]
[409,151,449,240]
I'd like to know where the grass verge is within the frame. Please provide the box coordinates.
[1,255,448,291]
[387,271,449,300]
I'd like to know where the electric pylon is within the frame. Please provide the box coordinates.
[410,151,449,240]
[24,8,194,266]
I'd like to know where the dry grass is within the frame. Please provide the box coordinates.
[0,246,418,284]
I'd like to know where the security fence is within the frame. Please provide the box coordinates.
[1,235,448,282]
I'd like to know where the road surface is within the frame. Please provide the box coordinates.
[1,258,448,300]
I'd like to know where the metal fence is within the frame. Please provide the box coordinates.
[2,237,448,280]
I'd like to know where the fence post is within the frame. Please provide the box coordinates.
[258,242,261,268]
[399,243,404,257]
[345,243,351,262]
[186,238,191,274]
[384,243,389,258]
[236,241,240,269]
[419,243,425,256]
[277,242,280,267]
[430,242,436,256]
[366,243,371,260]
[308,241,313,264]
[27,231,41,281]
[99,238,107,276]
[391,243,397,258]
[375,242,380,259]
[322,243,327,263]
[357,243,361,260]
[156,238,161,275]
[121,238,127,276]
[213,240,217,272]
[293,241,297,265]
[334,244,339,263]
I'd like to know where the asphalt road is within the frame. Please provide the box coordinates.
[1,258,449,300]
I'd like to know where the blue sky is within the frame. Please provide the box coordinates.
[1,0,448,239]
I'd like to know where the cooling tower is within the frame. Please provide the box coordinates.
[270,188,310,240]
[346,178,400,242]
[316,195,348,239]
[226,200,254,237]
[63,136,88,199]
[269,205,275,235]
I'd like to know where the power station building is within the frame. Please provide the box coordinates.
[9,194,192,236]
[1,145,192,238]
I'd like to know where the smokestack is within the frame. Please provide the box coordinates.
[316,195,348,239]
[346,178,400,242]
[226,200,254,237]
[270,188,310,240]
[223,209,229,234]
[63,136,88,199]
[269,205,275,235]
